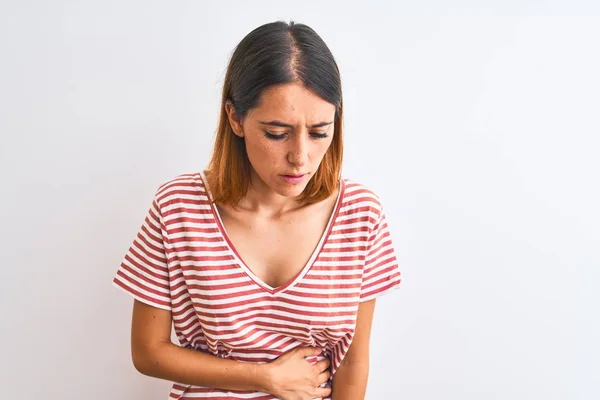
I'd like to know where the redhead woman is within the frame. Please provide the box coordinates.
[113,20,401,400]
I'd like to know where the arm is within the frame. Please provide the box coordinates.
[129,299,270,392]
[331,299,376,400]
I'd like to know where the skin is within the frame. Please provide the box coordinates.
[226,81,336,215]
[220,82,339,289]
[130,82,376,400]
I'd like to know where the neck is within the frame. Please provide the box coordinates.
[235,169,306,218]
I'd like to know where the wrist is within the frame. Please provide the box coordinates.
[252,362,275,393]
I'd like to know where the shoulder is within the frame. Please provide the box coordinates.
[152,172,209,207]
[340,177,385,223]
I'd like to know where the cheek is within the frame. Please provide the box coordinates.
[313,138,334,159]
[245,137,280,167]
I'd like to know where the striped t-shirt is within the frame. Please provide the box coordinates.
[113,172,401,399]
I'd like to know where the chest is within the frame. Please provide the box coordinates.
[216,201,337,290]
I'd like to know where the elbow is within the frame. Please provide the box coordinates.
[131,343,158,376]
[131,340,171,376]
[131,347,149,375]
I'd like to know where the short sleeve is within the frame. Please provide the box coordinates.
[359,208,402,302]
[112,195,172,311]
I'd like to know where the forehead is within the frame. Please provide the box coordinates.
[249,82,336,121]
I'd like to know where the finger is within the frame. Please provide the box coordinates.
[318,370,331,385]
[316,358,331,372]
[297,346,322,357]
[315,386,332,398]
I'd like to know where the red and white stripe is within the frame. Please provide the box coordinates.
[113,172,401,399]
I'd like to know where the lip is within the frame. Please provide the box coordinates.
[280,173,307,184]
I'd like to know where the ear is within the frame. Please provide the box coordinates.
[225,101,244,138]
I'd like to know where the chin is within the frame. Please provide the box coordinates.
[273,181,308,198]
[277,186,306,198]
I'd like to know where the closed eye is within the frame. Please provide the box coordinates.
[264,132,329,140]
[264,132,287,140]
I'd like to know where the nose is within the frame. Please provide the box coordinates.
[287,132,309,167]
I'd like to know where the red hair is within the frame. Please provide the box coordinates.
[205,21,344,206]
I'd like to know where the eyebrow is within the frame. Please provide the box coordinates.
[258,120,334,128]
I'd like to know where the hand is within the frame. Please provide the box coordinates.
[261,346,332,400]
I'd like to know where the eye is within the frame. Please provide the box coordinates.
[264,131,329,140]
[264,131,287,140]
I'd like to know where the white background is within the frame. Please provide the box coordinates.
[0,1,597,399]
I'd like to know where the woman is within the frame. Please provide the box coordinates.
[113,20,401,400]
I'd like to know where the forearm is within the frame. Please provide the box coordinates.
[134,341,270,392]
[331,361,369,400]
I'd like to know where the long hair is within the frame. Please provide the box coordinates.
[206,21,344,206]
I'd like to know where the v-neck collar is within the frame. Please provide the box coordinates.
[199,170,345,296]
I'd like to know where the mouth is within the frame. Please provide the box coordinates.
[280,173,308,184]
